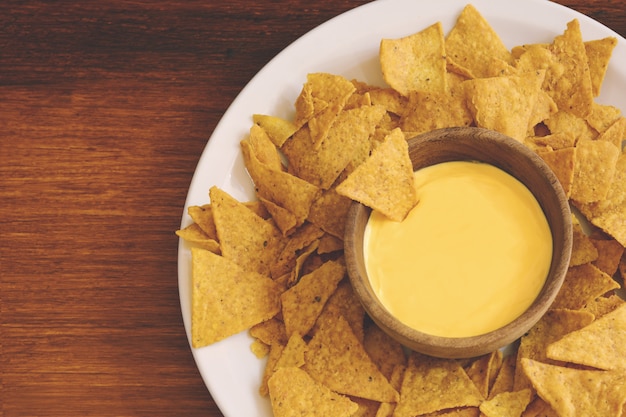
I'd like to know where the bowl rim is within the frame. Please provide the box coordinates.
[344,126,573,358]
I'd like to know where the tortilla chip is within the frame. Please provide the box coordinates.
[586,102,623,134]
[280,260,345,337]
[585,37,618,97]
[317,233,344,254]
[445,4,512,78]
[466,351,503,399]
[253,114,298,147]
[307,188,353,239]
[374,364,406,417]
[249,317,288,347]
[545,19,594,118]
[570,139,620,203]
[463,70,545,141]
[241,139,320,231]
[282,105,386,189]
[576,151,626,245]
[393,352,483,417]
[336,128,417,221]
[368,87,409,116]
[546,304,626,371]
[597,116,626,149]
[522,358,626,417]
[380,22,447,96]
[544,110,597,144]
[190,248,282,348]
[591,238,625,276]
[247,123,283,171]
[399,90,473,135]
[313,280,366,343]
[479,389,532,417]
[274,333,307,370]
[304,314,399,403]
[550,263,620,310]
[270,222,325,278]
[514,308,595,391]
[187,204,218,240]
[488,354,516,399]
[176,223,220,253]
[570,215,599,266]
[260,342,285,397]
[268,367,358,417]
[536,147,576,197]
[582,294,625,320]
[528,90,558,132]
[362,323,407,380]
[210,186,285,276]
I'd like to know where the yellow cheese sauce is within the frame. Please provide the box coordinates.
[364,161,553,338]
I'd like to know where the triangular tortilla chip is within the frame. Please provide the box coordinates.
[550,263,620,310]
[210,186,285,276]
[282,104,386,189]
[241,139,320,232]
[187,204,217,240]
[522,359,626,417]
[336,128,417,221]
[585,37,618,97]
[570,138,620,204]
[176,223,220,253]
[570,216,599,266]
[253,113,298,147]
[380,22,447,96]
[546,19,594,118]
[513,308,594,391]
[304,314,399,403]
[393,352,483,417]
[268,367,358,417]
[479,389,532,417]
[576,151,626,246]
[191,248,282,348]
[546,304,626,371]
[280,260,345,337]
[445,4,512,78]
[463,70,545,141]
[536,147,576,198]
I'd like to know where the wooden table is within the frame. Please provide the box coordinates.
[1,1,624,416]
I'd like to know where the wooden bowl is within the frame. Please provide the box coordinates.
[344,127,572,359]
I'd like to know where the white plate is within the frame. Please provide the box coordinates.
[178,1,626,415]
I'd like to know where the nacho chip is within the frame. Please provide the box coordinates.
[546,304,626,371]
[399,90,473,135]
[576,150,626,245]
[282,104,386,189]
[380,22,447,96]
[374,364,406,417]
[488,354,516,399]
[522,358,626,417]
[271,222,325,278]
[253,113,298,147]
[241,139,320,232]
[187,204,218,240]
[280,260,345,337]
[445,4,512,78]
[336,128,417,221]
[274,333,307,370]
[176,223,220,253]
[570,138,620,203]
[585,102,623,134]
[304,315,399,403]
[544,110,597,144]
[582,294,625,320]
[210,186,285,275]
[570,215,599,266]
[362,323,407,380]
[191,248,282,348]
[514,308,595,391]
[393,352,483,417]
[585,37,618,97]
[268,367,358,417]
[597,116,626,149]
[550,263,620,310]
[591,237,625,276]
[536,147,576,197]
[465,350,502,399]
[260,342,285,397]
[545,19,594,118]
[249,317,288,347]
[479,389,532,417]
[247,123,283,171]
[313,280,366,343]
[463,70,545,141]
[307,188,353,239]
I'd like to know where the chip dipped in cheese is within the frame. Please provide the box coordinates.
[364,161,553,338]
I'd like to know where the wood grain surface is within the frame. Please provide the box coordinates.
[1,1,624,416]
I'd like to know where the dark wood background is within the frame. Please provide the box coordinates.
[1,1,624,416]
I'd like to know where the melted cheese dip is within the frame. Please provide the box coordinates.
[364,161,553,338]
